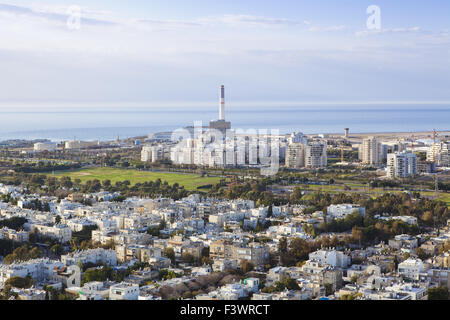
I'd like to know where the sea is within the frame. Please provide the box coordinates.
[0,104,449,142]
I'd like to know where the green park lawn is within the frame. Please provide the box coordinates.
[47,167,223,191]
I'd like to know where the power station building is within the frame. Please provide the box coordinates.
[209,85,231,135]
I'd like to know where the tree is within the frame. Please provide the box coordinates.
[5,276,34,289]
[427,287,449,300]
[181,252,195,264]
[102,179,111,189]
[439,241,450,254]
[3,245,43,264]
[284,277,299,290]
[324,283,333,296]
[267,205,273,218]
[159,218,167,230]
[422,211,434,226]
[278,237,288,253]
[165,247,176,265]
[50,244,64,255]
[240,259,254,273]
[290,187,302,203]
[415,248,430,261]
[289,237,313,262]
[60,176,73,189]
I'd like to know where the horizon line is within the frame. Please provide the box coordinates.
[0,100,450,109]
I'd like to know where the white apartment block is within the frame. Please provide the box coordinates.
[0,227,29,242]
[141,145,169,163]
[286,142,306,168]
[359,137,383,166]
[427,141,449,167]
[0,259,63,285]
[288,131,308,145]
[34,142,57,152]
[66,219,97,232]
[308,249,351,268]
[109,282,140,300]
[387,152,418,178]
[398,258,424,280]
[28,223,72,243]
[384,283,428,300]
[61,248,117,266]
[65,140,98,150]
[115,244,161,263]
[327,204,366,220]
[305,141,327,168]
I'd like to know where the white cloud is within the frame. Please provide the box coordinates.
[0,2,448,105]
[355,26,422,37]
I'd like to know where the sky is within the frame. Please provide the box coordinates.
[0,0,449,108]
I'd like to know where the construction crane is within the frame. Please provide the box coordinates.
[410,134,414,152]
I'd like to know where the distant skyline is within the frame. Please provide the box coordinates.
[0,0,449,108]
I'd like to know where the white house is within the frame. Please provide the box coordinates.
[398,258,424,280]
[61,248,117,267]
[109,282,140,300]
[327,204,366,220]
[308,249,351,269]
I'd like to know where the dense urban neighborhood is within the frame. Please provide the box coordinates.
[0,126,449,301]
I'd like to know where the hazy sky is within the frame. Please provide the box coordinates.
[0,0,449,108]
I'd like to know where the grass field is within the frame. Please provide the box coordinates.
[297,183,450,207]
[47,167,223,191]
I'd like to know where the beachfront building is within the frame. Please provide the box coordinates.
[34,142,57,152]
[64,140,98,150]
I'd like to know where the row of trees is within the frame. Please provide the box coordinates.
[2,244,43,264]
[278,237,322,267]
[0,171,191,201]
[0,217,27,230]
[82,264,131,285]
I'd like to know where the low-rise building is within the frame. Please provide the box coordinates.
[109,282,140,300]
[308,249,351,269]
[61,248,117,267]
[398,258,425,280]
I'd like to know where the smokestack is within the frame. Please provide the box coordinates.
[219,85,225,120]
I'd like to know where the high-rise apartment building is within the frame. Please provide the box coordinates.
[286,143,306,168]
[427,142,449,167]
[305,141,327,168]
[359,136,382,166]
[387,152,418,178]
